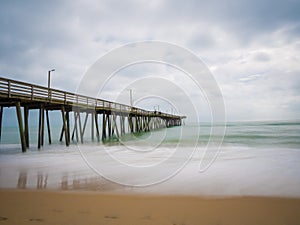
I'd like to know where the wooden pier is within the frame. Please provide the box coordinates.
[0,77,186,152]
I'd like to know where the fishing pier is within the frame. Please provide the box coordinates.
[0,77,186,152]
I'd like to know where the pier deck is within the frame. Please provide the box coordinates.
[0,77,186,152]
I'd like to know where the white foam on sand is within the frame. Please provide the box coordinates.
[0,144,300,197]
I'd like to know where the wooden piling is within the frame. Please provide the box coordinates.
[108,114,112,137]
[128,116,133,133]
[112,113,120,139]
[78,110,83,144]
[66,110,70,144]
[82,113,89,141]
[135,116,139,133]
[94,112,100,142]
[59,126,64,142]
[71,111,79,142]
[91,111,94,141]
[61,106,69,146]
[16,102,26,152]
[74,112,79,142]
[120,115,125,135]
[41,106,45,147]
[24,106,29,148]
[0,106,3,141]
[38,106,43,149]
[46,110,51,144]
[102,113,106,141]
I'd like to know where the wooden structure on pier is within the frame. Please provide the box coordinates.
[0,77,186,152]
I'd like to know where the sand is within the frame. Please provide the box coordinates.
[1,190,300,225]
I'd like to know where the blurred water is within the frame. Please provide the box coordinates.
[0,120,299,197]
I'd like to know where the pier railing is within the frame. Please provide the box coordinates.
[0,77,182,119]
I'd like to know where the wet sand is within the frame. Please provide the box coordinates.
[1,189,300,225]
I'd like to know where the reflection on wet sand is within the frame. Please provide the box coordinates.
[17,171,27,189]
[37,172,48,189]
[17,171,48,189]
[60,173,121,191]
[17,171,122,191]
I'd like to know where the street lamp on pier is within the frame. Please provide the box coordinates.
[48,69,55,99]
[127,89,133,107]
[48,69,55,90]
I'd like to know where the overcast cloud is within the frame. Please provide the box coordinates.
[0,0,300,121]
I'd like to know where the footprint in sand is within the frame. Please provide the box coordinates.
[141,215,152,220]
[29,218,44,222]
[78,211,90,214]
[52,209,63,213]
[104,215,118,219]
[0,216,8,221]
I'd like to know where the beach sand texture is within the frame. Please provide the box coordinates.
[1,190,300,225]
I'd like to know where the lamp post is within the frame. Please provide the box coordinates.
[127,89,133,107]
[48,69,55,90]
[48,69,55,99]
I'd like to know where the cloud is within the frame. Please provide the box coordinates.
[239,74,263,82]
[253,52,271,62]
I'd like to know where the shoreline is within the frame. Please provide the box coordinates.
[1,189,300,225]
[1,144,300,198]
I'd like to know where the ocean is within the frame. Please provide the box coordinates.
[0,120,300,197]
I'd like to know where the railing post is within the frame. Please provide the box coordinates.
[8,80,11,98]
[48,89,52,102]
[64,93,66,104]
[31,85,34,100]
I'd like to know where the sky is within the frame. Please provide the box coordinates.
[0,0,300,122]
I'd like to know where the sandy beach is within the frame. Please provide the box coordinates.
[1,189,300,225]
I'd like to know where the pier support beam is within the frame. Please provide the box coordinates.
[120,115,125,135]
[71,111,79,142]
[46,110,51,144]
[82,112,89,142]
[61,106,69,146]
[69,110,83,143]
[24,106,29,148]
[59,126,64,142]
[38,105,45,149]
[78,110,83,144]
[0,106,3,141]
[128,116,133,133]
[41,107,44,147]
[102,113,107,141]
[112,113,120,139]
[91,111,94,141]
[66,110,70,143]
[16,102,26,153]
[108,114,112,137]
[94,112,100,142]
